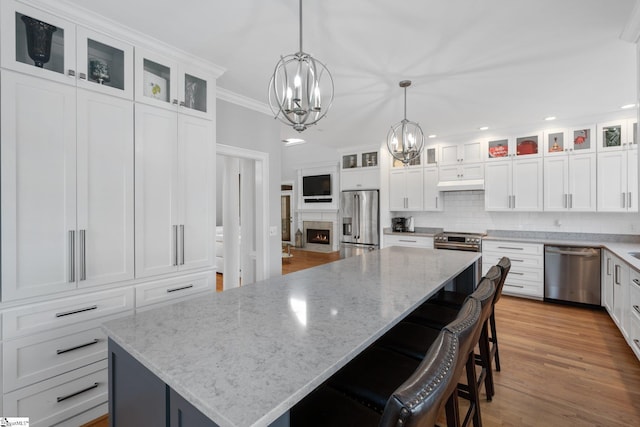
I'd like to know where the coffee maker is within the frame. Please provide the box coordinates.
[392,217,407,232]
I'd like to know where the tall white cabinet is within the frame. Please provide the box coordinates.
[0,0,222,423]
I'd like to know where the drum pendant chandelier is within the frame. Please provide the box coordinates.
[268,0,334,132]
[387,80,425,165]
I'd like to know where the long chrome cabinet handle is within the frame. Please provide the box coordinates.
[615,265,621,285]
[622,192,626,209]
[569,194,573,209]
[564,194,567,208]
[57,338,100,355]
[180,224,185,265]
[634,305,640,315]
[607,258,611,275]
[629,192,632,208]
[57,382,99,403]
[56,305,98,318]
[167,284,193,293]
[69,230,75,282]
[173,225,178,266]
[505,284,524,288]
[79,229,86,281]
[497,246,524,250]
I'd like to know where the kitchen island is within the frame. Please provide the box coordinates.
[103,247,480,427]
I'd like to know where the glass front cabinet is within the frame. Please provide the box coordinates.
[1,0,133,98]
[543,125,597,156]
[597,119,638,152]
[135,48,213,119]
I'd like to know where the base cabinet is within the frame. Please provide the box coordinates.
[109,339,217,427]
[482,240,544,299]
[383,234,433,249]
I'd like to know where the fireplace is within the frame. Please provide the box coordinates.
[307,229,330,245]
[303,220,334,252]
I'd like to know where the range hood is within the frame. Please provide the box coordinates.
[436,179,485,191]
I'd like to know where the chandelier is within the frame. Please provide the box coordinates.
[387,80,425,165]
[268,0,334,132]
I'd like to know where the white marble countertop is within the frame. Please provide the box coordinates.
[383,227,443,237]
[102,247,480,427]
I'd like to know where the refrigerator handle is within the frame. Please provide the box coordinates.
[354,194,360,239]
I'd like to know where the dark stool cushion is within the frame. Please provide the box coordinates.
[376,320,440,361]
[406,302,459,329]
[328,346,421,412]
[290,385,381,427]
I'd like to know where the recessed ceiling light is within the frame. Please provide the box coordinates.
[282,138,306,146]
[621,103,637,109]
[479,126,489,131]
[544,116,556,121]
[428,134,437,139]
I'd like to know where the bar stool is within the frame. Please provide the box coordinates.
[325,298,484,427]
[488,257,511,373]
[290,329,464,427]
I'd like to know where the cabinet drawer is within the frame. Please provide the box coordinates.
[502,280,543,299]
[135,273,213,308]
[3,360,107,426]
[630,270,640,322]
[627,314,640,360]
[483,251,543,270]
[482,240,543,256]
[3,318,115,392]
[3,287,134,339]
[384,234,433,249]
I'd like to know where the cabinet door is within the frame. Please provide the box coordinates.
[134,48,178,110]
[423,166,442,211]
[76,26,134,99]
[135,104,179,278]
[597,151,627,212]
[602,251,614,313]
[627,150,638,212]
[512,158,542,211]
[460,162,484,180]
[461,141,484,163]
[389,170,407,210]
[437,165,460,181]
[484,161,511,211]
[613,259,629,336]
[439,144,460,165]
[1,1,76,86]
[1,71,77,300]
[597,120,627,152]
[543,156,568,211]
[405,168,424,210]
[76,90,134,287]
[178,64,212,119]
[178,115,215,271]
[568,153,596,212]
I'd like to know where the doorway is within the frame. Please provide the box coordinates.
[216,144,269,290]
[281,182,293,243]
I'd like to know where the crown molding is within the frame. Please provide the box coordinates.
[621,0,640,42]
[216,87,272,116]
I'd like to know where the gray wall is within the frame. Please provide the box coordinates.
[216,99,282,278]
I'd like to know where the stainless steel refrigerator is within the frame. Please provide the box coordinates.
[340,190,379,258]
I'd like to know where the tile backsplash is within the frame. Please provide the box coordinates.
[405,190,640,235]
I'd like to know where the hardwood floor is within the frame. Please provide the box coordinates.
[90,252,640,426]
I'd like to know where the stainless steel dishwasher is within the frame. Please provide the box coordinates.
[544,246,601,305]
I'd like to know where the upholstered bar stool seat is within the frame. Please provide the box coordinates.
[290,386,382,427]
[376,320,441,360]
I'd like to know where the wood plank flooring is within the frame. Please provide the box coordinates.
[88,251,640,427]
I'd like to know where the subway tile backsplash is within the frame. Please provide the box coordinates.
[407,190,640,235]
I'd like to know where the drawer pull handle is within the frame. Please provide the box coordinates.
[511,259,524,262]
[57,339,100,355]
[510,272,524,275]
[497,246,524,250]
[634,339,640,350]
[57,382,99,403]
[55,305,98,318]
[634,305,640,315]
[505,284,524,288]
[167,284,194,293]
[633,279,640,286]
[399,239,417,243]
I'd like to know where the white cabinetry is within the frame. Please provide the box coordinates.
[482,240,544,299]
[602,250,614,314]
[597,119,637,152]
[628,269,640,359]
[439,141,484,165]
[384,234,433,249]
[485,158,543,211]
[389,168,423,211]
[610,254,629,336]
[597,150,638,212]
[340,150,379,190]
[423,166,443,211]
[544,153,596,211]
[1,71,134,301]
[135,104,215,278]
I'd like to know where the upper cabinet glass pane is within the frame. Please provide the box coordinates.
[488,139,509,158]
[572,128,592,151]
[143,59,171,103]
[87,38,124,90]
[516,135,538,156]
[362,151,378,167]
[602,125,622,148]
[15,12,64,74]
[425,148,437,164]
[184,73,207,113]
[547,132,564,153]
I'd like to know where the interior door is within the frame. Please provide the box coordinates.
[281,194,291,242]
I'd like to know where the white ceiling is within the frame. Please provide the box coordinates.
[65,0,638,149]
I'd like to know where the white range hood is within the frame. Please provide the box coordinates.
[436,179,485,191]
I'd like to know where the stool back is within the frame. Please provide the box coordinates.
[472,274,498,326]
[494,257,512,305]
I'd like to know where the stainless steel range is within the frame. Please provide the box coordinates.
[434,231,485,252]
[434,231,486,294]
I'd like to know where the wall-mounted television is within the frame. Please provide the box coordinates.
[303,174,332,196]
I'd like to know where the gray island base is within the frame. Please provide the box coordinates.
[103,247,480,427]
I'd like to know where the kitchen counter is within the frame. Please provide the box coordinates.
[103,247,480,427]
[383,226,443,237]
[485,230,640,271]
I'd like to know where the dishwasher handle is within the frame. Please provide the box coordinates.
[545,247,599,257]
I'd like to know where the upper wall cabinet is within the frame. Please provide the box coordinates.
[439,141,484,166]
[597,119,637,152]
[486,133,542,161]
[1,0,133,99]
[135,48,213,119]
[543,125,596,156]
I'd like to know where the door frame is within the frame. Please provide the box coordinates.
[281,180,294,245]
[216,144,269,282]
